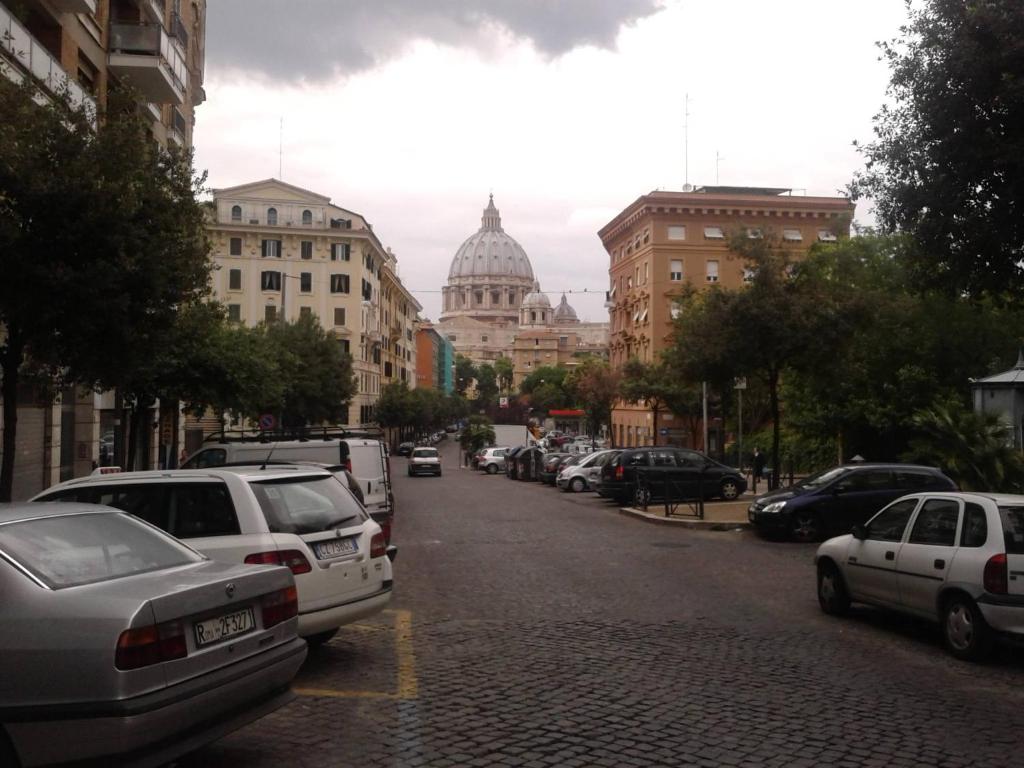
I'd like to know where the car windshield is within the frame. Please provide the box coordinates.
[0,512,202,589]
[249,476,368,535]
[413,448,438,458]
[795,466,848,491]
[998,507,1024,554]
[561,455,583,467]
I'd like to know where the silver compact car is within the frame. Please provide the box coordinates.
[556,449,619,493]
[815,491,1024,661]
[408,447,442,476]
[0,502,307,768]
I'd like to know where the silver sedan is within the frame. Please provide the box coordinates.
[0,502,308,767]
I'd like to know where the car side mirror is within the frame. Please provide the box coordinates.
[852,524,867,540]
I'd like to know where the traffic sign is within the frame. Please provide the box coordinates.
[258,413,276,430]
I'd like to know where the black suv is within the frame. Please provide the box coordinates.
[747,463,957,542]
[598,447,746,506]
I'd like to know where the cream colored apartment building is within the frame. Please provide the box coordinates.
[207,179,420,430]
[598,186,855,449]
[0,0,206,497]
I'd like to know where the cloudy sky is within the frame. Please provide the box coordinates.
[195,0,909,322]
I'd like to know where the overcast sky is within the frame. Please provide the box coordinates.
[195,0,909,322]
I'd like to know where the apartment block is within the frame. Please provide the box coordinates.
[598,186,854,449]
[380,254,422,390]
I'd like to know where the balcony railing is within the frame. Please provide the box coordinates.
[108,22,187,104]
[0,3,96,117]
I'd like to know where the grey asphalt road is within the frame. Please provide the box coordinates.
[183,441,1024,767]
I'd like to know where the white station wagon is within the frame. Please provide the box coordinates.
[815,491,1024,661]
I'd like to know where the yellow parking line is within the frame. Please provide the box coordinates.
[295,609,418,701]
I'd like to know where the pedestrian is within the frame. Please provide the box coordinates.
[753,447,766,482]
[179,447,189,467]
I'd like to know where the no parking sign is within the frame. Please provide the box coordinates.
[259,413,276,431]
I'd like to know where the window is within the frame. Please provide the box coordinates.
[475,291,483,306]
[644,262,648,282]
[559,336,568,345]
[670,304,681,320]
[639,307,648,323]
[783,229,803,242]
[264,305,277,323]
[866,499,917,541]
[998,507,1024,554]
[837,470,892,492]
[651,450,676,467]
[339,339,350,355]
[704,226,725,240]
[706,260,719,283]
[670,260,683,282]
[330,274,350,294]
[743,267,755,283]
[231,205,242,222]
[167,484,240,538]
[334,307,346,326]
[267,207,278,225]
[227,304,241,322]
[331,243,350,261]
[961,503,988,547]
[362,279,373,301]
[300,272,312,292]
[261,239,282,258]
[747,228,763,239]
[228,268,242,290]
[300,240,313,260]
[481,334,488,342]
[818,230,838,243]
[384,362,393,377]
[302,209,312,225]
[908,499,960,546]
[491,291,500,306]
[261,271,281,291]
[229,237,242,256]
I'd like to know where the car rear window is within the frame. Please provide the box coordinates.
[0,512,201,589]
[998,507,1024,554]
[249,476,367,535]
[413,448,438,458]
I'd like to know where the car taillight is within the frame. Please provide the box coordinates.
[370,532,386,558]
[116,619,187,670]
[261,586,299,629]
[379,517,393,545]
[984,553,1008,595]
[245,549,313,575]
[345,458,353,473]
[615,465,624,480]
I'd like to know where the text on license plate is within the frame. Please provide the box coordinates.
[315,538,358,559]
[193,607,255,648]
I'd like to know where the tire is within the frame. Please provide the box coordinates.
[790,510,821,543]
[817,561,850,616]
[486,464,498,475]
[306,629,339,648]
[570,477,586,493]
[436,469,442,477]
[720,479,741,501]
[0,729,20,768]
[942,594,993,662]
[633,485,651,508]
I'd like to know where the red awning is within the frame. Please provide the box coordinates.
[548,409,585,417]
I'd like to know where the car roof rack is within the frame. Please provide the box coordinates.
[202,425,385,444]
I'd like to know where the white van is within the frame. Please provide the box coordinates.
[183,437,393,516]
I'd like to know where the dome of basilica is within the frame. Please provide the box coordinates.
[553,293,578,323]
[521,281,551,309]
[447,195,535,281]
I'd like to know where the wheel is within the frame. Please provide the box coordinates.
[306,629,339,647]
[720,479,741,501]
[817,561,850,616]
[436,469,442,477]
[790,510,821,542]
[633,485,651,508]
[570,477,586,493]
[486,464,498,474]
[942,594,992,662]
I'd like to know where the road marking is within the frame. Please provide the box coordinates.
[294,609,418,701]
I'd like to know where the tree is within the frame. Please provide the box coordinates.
[903,401,1024,492]
[666,233,846,487]
[565,358,620,444]
[0,80,211,498]
[262,315,356,427]
[454,354,476,396]
[850,1,1024,298]
[494,357,514,394]
[475,363,499,404]
[459,414,496,456]
[375,381,414,441]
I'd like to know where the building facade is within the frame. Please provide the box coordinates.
[598,186,855,449]
[206,178,418,433]
[415,322,456,394]
[0,0,206,497]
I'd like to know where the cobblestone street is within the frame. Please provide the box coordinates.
[183,443,1024,767]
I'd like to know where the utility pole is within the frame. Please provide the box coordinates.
[702,381,708,453]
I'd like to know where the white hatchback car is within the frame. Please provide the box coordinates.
[815,491,1024,661]
[33,466,394,645]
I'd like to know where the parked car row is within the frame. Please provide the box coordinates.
[1,435,401,766]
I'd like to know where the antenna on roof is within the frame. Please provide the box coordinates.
[260,442,278,471]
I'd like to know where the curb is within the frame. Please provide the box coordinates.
[618,506,752,531]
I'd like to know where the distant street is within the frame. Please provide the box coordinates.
[185,441,1024,767]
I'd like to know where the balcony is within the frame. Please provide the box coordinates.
[0,4,96,117]
[171,12,188,48]
[141,0,166,24]
[48,0,98,13]
[167,105,187,145]
[108,22,186,105]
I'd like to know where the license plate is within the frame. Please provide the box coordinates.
[315,538,358,559]
[193,607,255,648]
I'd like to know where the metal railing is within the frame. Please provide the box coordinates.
[0,4,96,116]
[633,468,706,520]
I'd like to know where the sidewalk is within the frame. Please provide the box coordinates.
[619,497,753,531]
